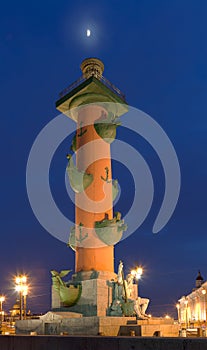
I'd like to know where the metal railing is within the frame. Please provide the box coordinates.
[58,73,126,101]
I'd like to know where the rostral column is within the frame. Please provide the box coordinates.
[56,58,128,275]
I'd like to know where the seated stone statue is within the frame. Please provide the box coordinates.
[111,261,150,319]
[133,297,150,319]
[125,273,150,319]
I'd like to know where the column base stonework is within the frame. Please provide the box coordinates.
[51,271,117,316]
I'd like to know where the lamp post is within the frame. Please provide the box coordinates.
[0,296,5,322]
[131,266,143,297]
[23,285,28,320]
[15,275,28,320]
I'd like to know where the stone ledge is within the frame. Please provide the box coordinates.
[72,271,117,281]
[15,316,180,337]
[1,335,207,350]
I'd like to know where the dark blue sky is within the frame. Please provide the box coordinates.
[0,0,207,317]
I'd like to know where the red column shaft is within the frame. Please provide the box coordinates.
[75,105,114,272]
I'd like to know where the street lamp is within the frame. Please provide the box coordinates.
[131,266,143,297]
[23,285,28,319]
[15,275,28,320]
[0,296,5,322]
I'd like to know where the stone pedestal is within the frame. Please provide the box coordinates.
[51,271,117,316]
[16,315,180,337]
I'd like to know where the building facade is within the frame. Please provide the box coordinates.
[178,272,207,327]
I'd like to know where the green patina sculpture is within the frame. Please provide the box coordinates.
[70,122,87,153]
[66,154,93,193]
[101,166,110,182]
[77,121,87,137]
[71,132,77,153]
[95,212,127,246]
[51,270,82,307]
[100,167,119,201]
[110,261,150,318]
[67,223,88,251]
[68,226,76,251]
[110,261,134,317]
[94,111,121,144]
[112,179,119,201]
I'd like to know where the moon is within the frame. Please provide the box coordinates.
[86,29,91,37]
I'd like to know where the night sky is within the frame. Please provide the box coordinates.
[0,0,207,318]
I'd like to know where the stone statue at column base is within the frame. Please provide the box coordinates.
[109,261,150,319]
[133,297,150,319]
